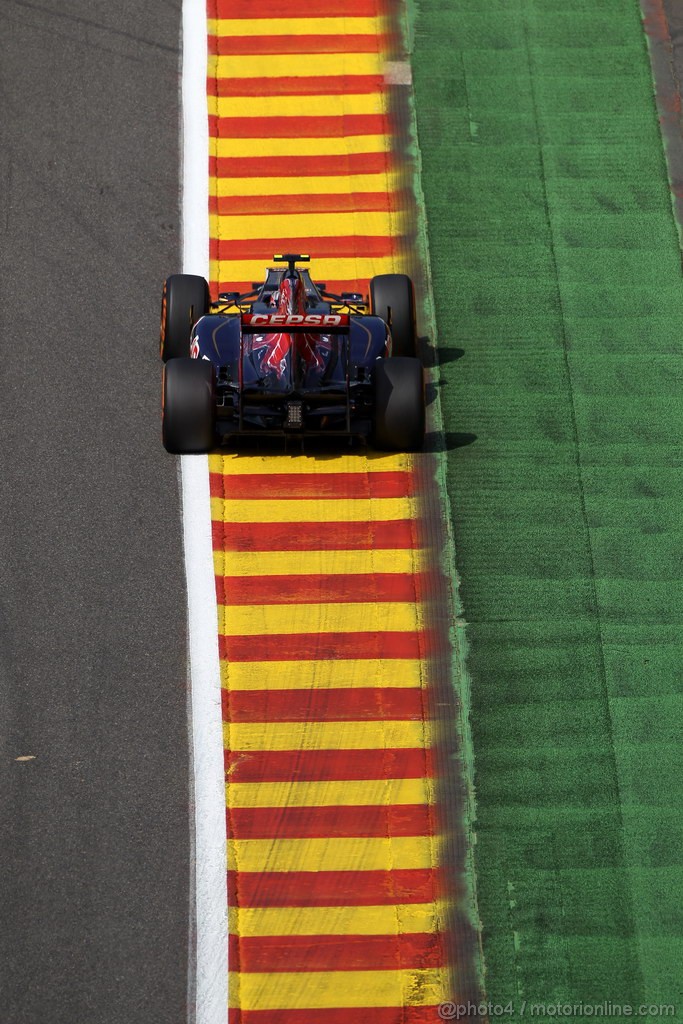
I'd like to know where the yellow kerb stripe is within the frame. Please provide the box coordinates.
[230,968,449,1010]
[222,658,424,691]
[212,135,389,159]
[218,601,420,635]
[210,53,384,79]
[210,497,412,523]
[209,452,413,474]
[231,901,446,937]
[210,171,401,197]
[213,549,422,577]
[228,835,437,872]
[225,719,426,752]
[210,256,409,282]
[208,17,383,35]
[209,92,386,118]
[210,210,404,240]
[227,777,432,808]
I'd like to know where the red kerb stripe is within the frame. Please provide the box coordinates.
[216,573,424,606]
[209,114,390,138]
[210,192,395,215]
[210,152,389,178]
[229,1012,447,1024]
[228,932,444,974]
[212,0,381,16]
[210,236,396,261]
[227,802,432,839]
[226,747,433,783]
[224,686,424,722]
[211,520,417,551]
[209,470,415,499]
[227,868,439,908]
[209,34,386,56]
[219,630,429,662]
[210,75,385,97]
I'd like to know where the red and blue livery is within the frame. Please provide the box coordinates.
[160,255,425,453]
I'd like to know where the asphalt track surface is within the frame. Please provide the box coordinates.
[0,3,190,1022]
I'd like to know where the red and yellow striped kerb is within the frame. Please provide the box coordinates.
[207,2,454,1020]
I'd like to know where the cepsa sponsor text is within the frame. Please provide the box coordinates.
[242,314,348,327]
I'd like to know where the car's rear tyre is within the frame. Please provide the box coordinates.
[369,273,417,358]
[372,357,425,452]
[162,358,216,454]
[160,274,210,361]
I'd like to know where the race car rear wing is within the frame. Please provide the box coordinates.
[241,313,350,333]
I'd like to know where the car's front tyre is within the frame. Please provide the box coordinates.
[162,358,216,454]
[372,357,425,452]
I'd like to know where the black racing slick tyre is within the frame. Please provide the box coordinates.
[160,274,210,361]
[372,357,425,452]
[162,358,216,454]
[369,273,417,358]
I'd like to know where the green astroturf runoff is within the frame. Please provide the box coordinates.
[411,0,683,1011]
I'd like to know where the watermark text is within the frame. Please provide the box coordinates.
[437,1003,676,1021]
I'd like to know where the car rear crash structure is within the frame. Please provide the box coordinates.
[160,255,425,453]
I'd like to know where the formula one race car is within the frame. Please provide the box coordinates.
[160,254,425,453]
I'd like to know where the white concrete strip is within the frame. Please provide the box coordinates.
[384,60,413,85]
[182,0,210,280]
[181,1,229,1023]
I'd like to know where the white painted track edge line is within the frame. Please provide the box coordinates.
[181,2,229,1023]
[182,0,210,281]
